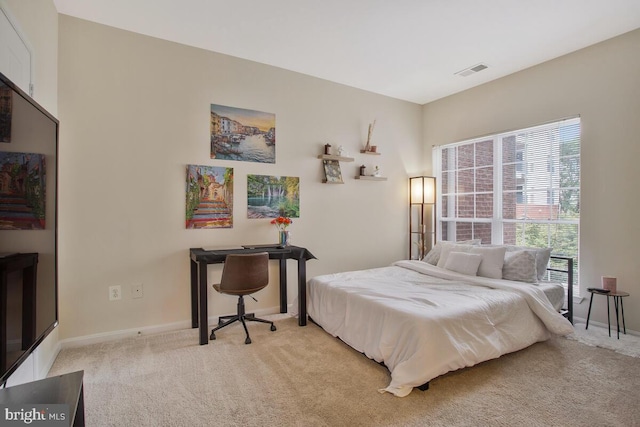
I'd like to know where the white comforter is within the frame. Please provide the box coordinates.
[307,260,574,397]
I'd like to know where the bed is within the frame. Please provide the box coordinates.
[307,244,574,397]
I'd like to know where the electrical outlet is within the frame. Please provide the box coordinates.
[132,283,143,299]
[109,285,121,301]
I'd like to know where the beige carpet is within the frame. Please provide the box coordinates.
[49,316,640,427]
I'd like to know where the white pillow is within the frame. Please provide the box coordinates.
[502,250,538,283]
[422,239,481,265]
[443,252,482,276]
[422,245,441,265]
[469,246,507,279]
[436,242,475,268]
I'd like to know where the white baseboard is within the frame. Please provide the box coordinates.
[59,305,285,349]
[39,344,60,379]
[38,329,62,380]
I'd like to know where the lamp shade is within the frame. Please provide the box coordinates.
[410,176,435,204]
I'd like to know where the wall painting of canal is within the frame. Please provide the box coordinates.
[186,165,233,229]
[0,151,46,230]
[247,175,299,219]
[210,104,276,163]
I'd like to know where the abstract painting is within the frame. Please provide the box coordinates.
[186,165,233,229]
[210,104,276,163]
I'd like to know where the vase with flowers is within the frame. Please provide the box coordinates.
[271,216,292,246]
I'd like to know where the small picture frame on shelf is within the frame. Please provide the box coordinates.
[323,159,343,183]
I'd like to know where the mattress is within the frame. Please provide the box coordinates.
[538,281,566,312]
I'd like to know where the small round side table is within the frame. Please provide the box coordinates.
[585,290,629,339]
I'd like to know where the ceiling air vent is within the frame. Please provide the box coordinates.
[455,63,488,77]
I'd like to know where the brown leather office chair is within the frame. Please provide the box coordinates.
[210,252,276,344]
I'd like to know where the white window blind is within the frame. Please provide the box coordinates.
[434,117,580,286]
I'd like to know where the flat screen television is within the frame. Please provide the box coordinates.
[0,71,58,385]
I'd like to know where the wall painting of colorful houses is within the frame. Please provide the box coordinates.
[0,151,46,230]
[186,165,233,229]
[210,104,275,163]
[247,175,299,219]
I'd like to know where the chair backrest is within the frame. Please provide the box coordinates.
[219,252,269,295]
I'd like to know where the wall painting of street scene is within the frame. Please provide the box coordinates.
[186,164,233,229]
[247,175,299,218]
[0,151,46,230]
[210,104,275,163]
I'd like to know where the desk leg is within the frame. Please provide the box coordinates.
[1,271,7,372]
[190,259,198,328]
[298,259,307,326]
[621,298,626,334]
[614,297,620,339]
[607,295,611,338]
[22,261,37,345]
[279,259,287,313]
[585,293,594,330]
[74,383,85,427]
[198,262,209,345]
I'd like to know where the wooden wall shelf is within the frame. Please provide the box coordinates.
[355,176,387,181]
[317,154,354,162]
[360,150,381,155]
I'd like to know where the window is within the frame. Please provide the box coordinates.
[434,117,580,288]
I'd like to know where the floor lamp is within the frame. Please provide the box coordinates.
[409,176,436,260]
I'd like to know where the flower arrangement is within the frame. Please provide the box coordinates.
[270,216,292,231]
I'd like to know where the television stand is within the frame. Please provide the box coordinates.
[0,370,85,426]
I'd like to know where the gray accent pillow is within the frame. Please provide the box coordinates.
[502,250,538,283]
[504,245,552,281]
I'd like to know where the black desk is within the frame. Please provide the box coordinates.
[0,370,84,426]
[190,246,316,345]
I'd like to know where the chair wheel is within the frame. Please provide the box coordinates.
[245,337,252,344]
[270,324,277,331]
[210,331,216,340]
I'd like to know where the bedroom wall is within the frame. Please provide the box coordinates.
[422,28,640,332]
[1,0,59,385]
[57,15,423,340]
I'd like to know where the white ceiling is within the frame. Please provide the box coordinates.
[53,0,640,105]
